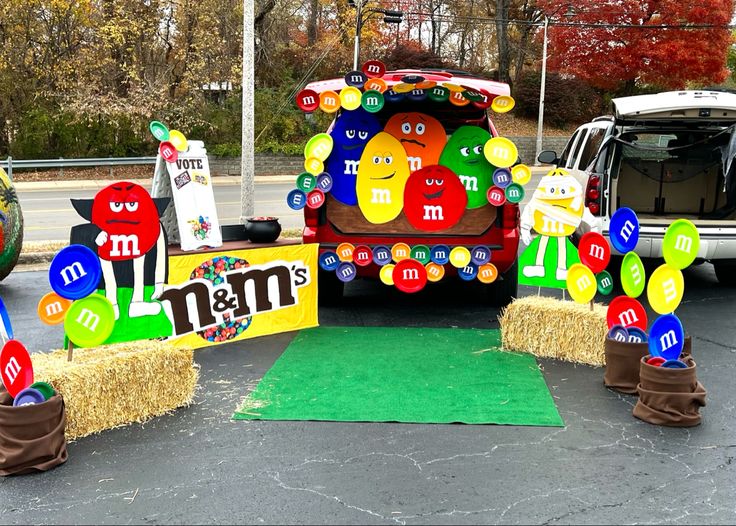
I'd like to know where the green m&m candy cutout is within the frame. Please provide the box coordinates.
[597,270,614,295]
[427,86,450,103]
[410,245,431,264]
[621,252,645,298]
[296,172,317,192]
[361,90,385,113]
[505,183,525,204]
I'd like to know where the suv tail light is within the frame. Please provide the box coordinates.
[585,175,602,216]
[501,203,519,229]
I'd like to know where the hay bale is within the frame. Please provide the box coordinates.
[499,296,608,367]
[32,341,199,441]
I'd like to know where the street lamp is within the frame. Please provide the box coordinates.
[535,5,576,165]
[348,1,404,70]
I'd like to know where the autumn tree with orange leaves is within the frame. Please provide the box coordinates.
[538,0,735,92]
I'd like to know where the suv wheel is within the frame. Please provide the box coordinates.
[714,262,736,286]
[318,269,345,305]
[486,260,518,307]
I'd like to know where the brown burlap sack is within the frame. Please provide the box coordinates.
[633,355,706,427]
[604,336,692,395]
[0,387,68,476]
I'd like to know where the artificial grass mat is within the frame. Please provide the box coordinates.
[233,326,563,427]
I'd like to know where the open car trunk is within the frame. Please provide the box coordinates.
[610,129,736,225]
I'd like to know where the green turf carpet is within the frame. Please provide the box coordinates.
[233,326,563,426]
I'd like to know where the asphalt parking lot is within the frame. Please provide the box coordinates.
[0,263,734,525]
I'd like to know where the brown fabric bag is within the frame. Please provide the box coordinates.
[0,387,68,476]
[633,355,706,427]
[604,336,692,395]
[603,339,649,394]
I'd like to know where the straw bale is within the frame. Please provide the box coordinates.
[32,340,199,441]
[499,296,608,367]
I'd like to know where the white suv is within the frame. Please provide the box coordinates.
[539,90,736,285]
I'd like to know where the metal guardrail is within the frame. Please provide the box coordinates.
[0,156,158,180]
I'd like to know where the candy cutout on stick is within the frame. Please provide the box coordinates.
[511,164,532,186]
[326,107,381,206]
[340,87,363,111]
[168,130,188,152]
[379,264,395,286]
[596,270,614,295]
[477,263,498,284]
[662,219,700,270]
[353,245,373,267]
[606,295,647,331]
[647,263,684,314]
[566,263,597,304]
[373,245,392,266]
[492,168,512,189]
[296,89,320,112]
[12,387,45,407]
[621,252,646,298]
[0,296,12,341]
[159,141,178,163]
[306,189,326,209]
[505,183,524,204]
[458,263,479,281]
[410,245,431,264]
[0,339,33,398]
[149,121,170,142]
[304,133,334,162]
[361,90,385,113]
[609,207,639,254]
[392,259,427,293]
[438,126,493,209]
[336,243,356,262]
[607,325,629,342]
[37,292,72,325]
[316,172,333,193]
[491,95,516,113]
[649,313,685,360]
[364,78,388,93]
[449,246,471,268]
[319,91,341,113]
[391,242,411,262]
[286,189,307,210]
[627,327,648,343]
[487,186,506,206]
[296,173,317,192]
[362,59,386,78]
[64,295,116,348]
[484,137,518,169]
[384,112,447,171]
[430,245,450,265]
[336,262,357,283]
[319,251,340,271]
[49,245,103,300]
[356,132,411,224]
[344,70,367,88]
[578,232,611,274]
[403,165,467,231]
[425,262,445,282]
[304,157,324,176]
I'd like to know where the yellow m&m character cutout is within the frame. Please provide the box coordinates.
[356,132,411,224]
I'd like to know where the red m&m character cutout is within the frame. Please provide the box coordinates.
[403,165,467,232]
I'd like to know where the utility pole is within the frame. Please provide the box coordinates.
[240,0,254,222]
[535,15,548,166]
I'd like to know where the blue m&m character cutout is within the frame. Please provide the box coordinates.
[458,263,478,281]
[287,189,307,210]
[49,245,102,300]
[609,207,639,254]
[319,251,340,272]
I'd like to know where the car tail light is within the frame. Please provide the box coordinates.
[585,175,602,216]
[502,203,519,229]
[304,206,319,227]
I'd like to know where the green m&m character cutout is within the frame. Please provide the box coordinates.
[439,126,494,209]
